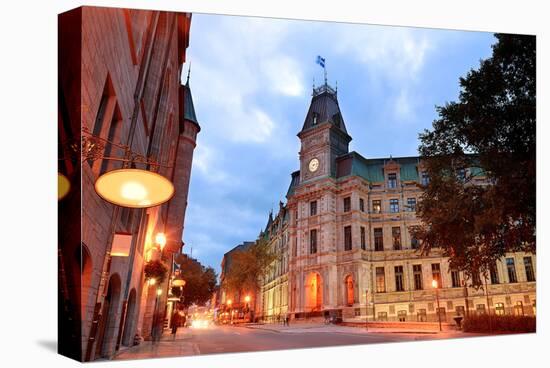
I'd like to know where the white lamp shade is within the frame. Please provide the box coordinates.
[94,168,174,208]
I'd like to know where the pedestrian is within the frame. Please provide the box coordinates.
[285,312,290,326]
[171,309,181,340]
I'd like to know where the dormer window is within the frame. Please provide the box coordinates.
[387,173,397,189]
[312,113,318,125]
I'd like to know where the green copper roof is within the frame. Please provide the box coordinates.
[183,81,199,125]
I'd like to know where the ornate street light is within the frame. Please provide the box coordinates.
[155,232,168,251]
[172,278,186,287]
[432,279,442,332]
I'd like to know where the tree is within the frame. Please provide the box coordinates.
[174,255,217,308]
[222,238,276,299]
[412,34,535,281]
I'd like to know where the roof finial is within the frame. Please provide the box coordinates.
[312,77,315,93]
[335,80,338,95]
[185,62,191,85]
[324,66,328,86]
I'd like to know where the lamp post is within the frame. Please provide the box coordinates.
[365,289,369,331]
[432,279,442,332]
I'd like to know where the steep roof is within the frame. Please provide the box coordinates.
[336,152,421,183]
[299,83,347,136]
[182,73,199,126]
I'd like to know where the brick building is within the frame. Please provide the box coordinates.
[58,6,199,361]
[255,81,536,323]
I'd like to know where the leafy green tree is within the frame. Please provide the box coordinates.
[412,34,535,281]
[222,238,276,299]
[174,255,217,308]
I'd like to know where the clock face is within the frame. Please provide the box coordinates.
[308,158,320,173]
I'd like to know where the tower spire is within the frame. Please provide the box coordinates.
[185,62,191,85]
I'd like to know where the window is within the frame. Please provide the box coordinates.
[417,309,427,322]
[436,307,447,322]
[495,303,505,316]
[372,200,382,214]
[312,112,318,125]
[374,228,384,251]
[392,227,401,250]
[360,226,366,250]
[524,257,535,282]
[490,263,500,284]
[388,173,397,188]
[377,312,388,321]
[472,272,481,286]
[432,263,441,287]
[455,306,465,316]
[514,301,524,316]
[397,310,407,322]
[375,267,385,293]
[389,199,399,213]
[476,304,486,315]
[406,198,417,212]
[457,168,466,181]
[309,229,317,254]
[310,201,317,216]
[395,266,404,292]
[343,197,351,212]
[506,258,517,283]
[344,226,352,251]
[421,171,430,186]
[413,265,423,290]
[451,270,461,288]
[411,235,419,250]
[359,198,365,212]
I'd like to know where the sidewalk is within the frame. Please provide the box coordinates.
[115,328,197,360]
[239,322,456,335]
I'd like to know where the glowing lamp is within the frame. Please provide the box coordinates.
[244,295,251,303]
[156,288,163,296]
[58,173,71,200]
[148,278,156,286]
[432,279,438,289]
[172,278,186,287]
[227,299,232,306]
[155,233,167,250]
[94,168,174,208]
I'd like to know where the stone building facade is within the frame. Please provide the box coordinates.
[257,82,536,323]
[58,6,199,361]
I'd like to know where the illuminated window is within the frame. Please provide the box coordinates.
[372,200,382,214]
[514,301,524,316]
[392,227,401,250]
[397,310,407,322]
[476,304,486,315]
[376,267,385,293]
[495,303,505,316]
[432,263,441,287]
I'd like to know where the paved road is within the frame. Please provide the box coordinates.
[115,324,477,360]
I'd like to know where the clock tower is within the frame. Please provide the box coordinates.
[297,82,351,183]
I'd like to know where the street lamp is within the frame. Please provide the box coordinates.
[432,279,442,332]
[155,232,167,251]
